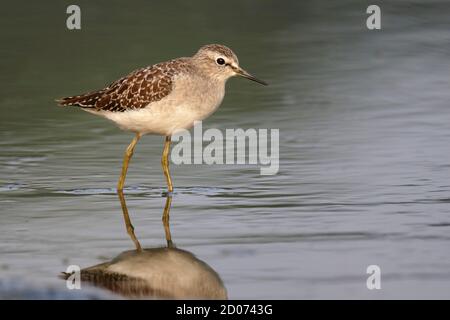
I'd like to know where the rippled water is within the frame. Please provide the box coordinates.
[1,1,450,298]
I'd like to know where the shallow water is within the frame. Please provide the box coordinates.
[1,0,450,299]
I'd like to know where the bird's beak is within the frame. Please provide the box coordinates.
[233,66,268,86]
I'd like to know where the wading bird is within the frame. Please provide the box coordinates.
[57,44,267,194]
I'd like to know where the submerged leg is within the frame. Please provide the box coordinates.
[117,133,141,192]
[161,135,173,194]
[161,195,173,248]
[118,190,142,251]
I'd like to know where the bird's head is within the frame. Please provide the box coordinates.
[193,44,267,85]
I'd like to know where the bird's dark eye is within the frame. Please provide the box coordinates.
[216,58,225,65]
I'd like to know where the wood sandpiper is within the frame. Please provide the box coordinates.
[57,44,267,195]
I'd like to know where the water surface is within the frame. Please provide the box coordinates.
[1,0,450,298]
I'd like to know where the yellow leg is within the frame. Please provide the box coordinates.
[117,133,141,192]
[161,136,173,193]
[118,190,142,251]
[161,195,173,248]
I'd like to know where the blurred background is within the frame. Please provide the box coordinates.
[0,0,449,298]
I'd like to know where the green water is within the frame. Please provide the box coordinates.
[1,0,450,298]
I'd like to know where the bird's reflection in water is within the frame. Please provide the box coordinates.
[67,191,227,299]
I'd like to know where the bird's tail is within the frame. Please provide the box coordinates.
[56,90,104,108]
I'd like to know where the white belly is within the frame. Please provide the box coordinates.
[89,106,206,136]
